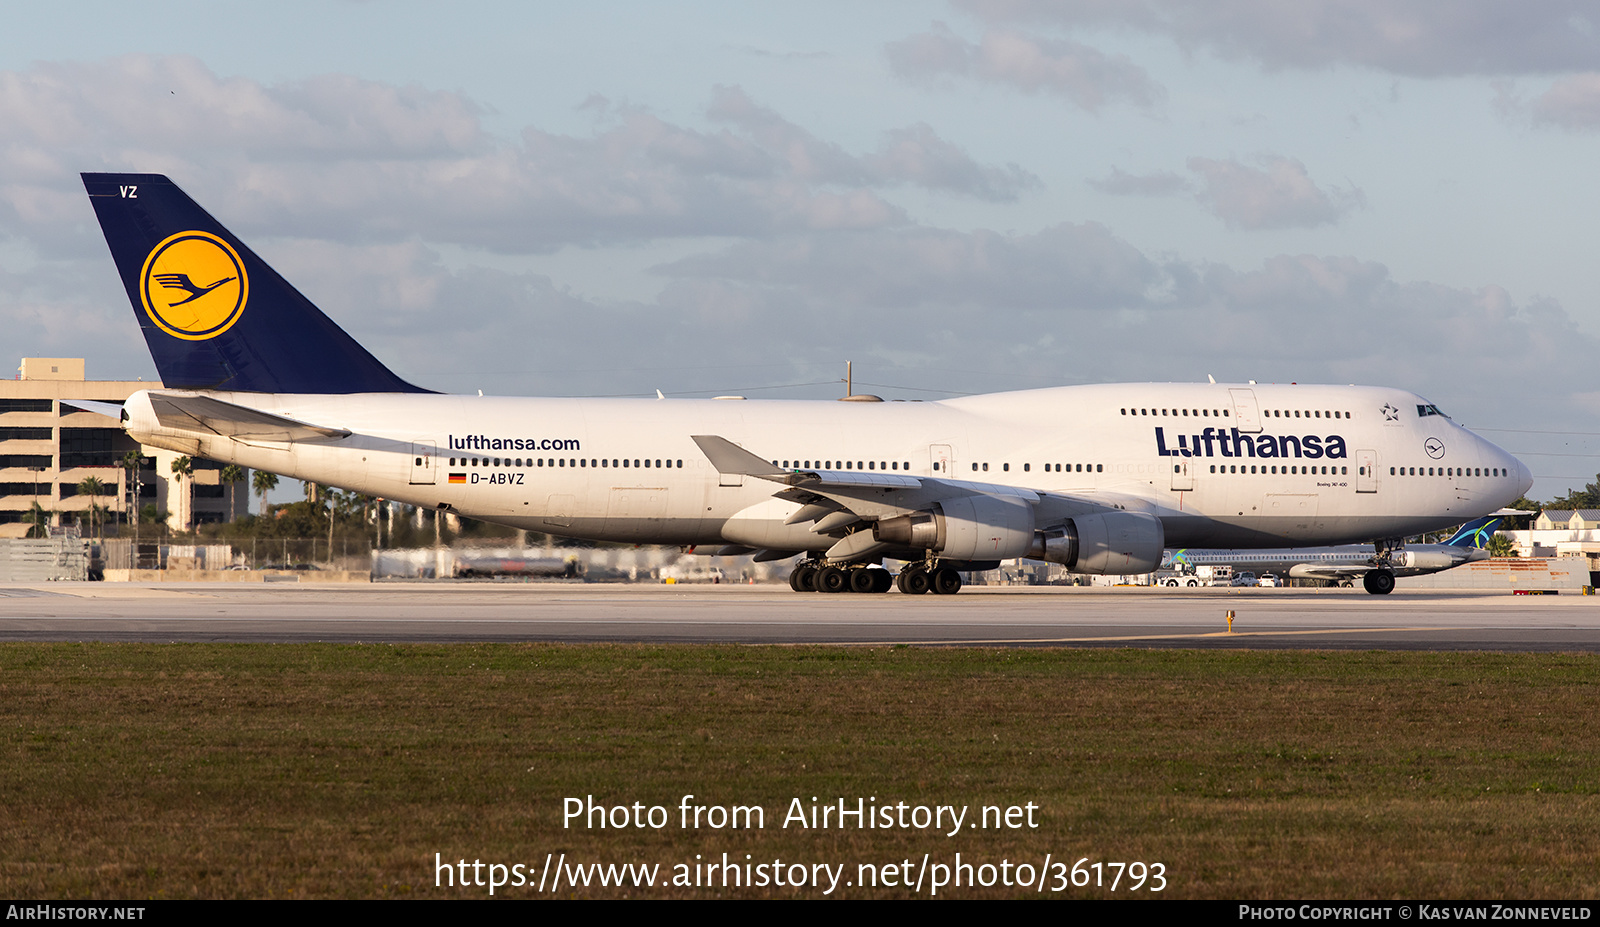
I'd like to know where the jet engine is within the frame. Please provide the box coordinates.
[873,494,1036,560]
[1025,511,1164,575]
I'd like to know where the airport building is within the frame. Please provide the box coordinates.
[0,357,247,538]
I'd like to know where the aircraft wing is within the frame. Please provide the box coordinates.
[692,434,1041,515]
[1286,563,1371,580]
[691,433,1147,564]
[146,392,351,441]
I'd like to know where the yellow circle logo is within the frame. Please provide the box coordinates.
[139,231,249,340]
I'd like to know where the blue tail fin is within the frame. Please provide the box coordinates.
[82,173,428,394]
[1444,517,1501,549]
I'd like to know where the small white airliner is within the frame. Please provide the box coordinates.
[1161,515,1505,594]
[79,173,1533,595]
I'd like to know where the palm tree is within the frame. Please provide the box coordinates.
[220,464,245,522]
[77,476,105,540]
[121,450,143,542]
[170,455,194,532]
[23,502,48,539]
[252,470,279,517]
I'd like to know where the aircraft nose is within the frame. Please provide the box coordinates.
[1514,456,1533,497]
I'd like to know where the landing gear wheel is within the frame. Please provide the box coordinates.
[818,565,850,594]
[790,564,818,592]
[871,569,894,594]
[1363,569,1396,595]
[931,567,963,595]
[897,569,931,595]
[849,568,878,594]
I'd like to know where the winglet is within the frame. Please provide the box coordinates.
[691,435,786,478]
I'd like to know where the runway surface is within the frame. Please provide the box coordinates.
[0,581,1597,649]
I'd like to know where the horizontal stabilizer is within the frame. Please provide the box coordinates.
[58,398,125,419]
[147,392,351,441]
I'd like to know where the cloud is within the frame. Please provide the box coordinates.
[0,55,1033,258]
[1088,158,1361,229]
[705,86,1040,200]
[656,222,1166,313]
[1528,73,1600,128]
[886,22,1163,110]
[1186,156,1363,229]
[647,224,1600,450]
[953,1,1600,77]
[1089,167,1191,196]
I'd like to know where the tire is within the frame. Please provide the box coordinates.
[899,569,931,595]
[1363,569,1396,595]
[791,564,818,592]
[931,567,963,595]
[818,565,849,593]
[871,569,894,593]
[849,568,878,594]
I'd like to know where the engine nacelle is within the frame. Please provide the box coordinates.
[874,494,1036,560]
[1025,511,1165,575]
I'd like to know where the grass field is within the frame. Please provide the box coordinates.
[3,643,1598,898]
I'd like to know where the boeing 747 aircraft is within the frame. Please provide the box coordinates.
[79,173,1532,594]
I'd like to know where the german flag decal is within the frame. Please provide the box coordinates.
[448,473,466,484]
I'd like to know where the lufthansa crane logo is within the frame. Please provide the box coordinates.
[138,231,249,340]
[1424,437,1445,459]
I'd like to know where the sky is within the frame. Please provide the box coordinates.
[4,1,1600,501]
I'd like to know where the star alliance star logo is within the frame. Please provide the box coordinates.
[1381,403,1399,422]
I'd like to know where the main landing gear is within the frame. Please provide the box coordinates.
[1362,569,1395,595]
[788,562,893,594]
[895,563,962,595]
[787,561,962,594]
[1364,538,1400,595]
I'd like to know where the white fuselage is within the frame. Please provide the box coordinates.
[1165,544,1487,579]
[122,382,1531,551]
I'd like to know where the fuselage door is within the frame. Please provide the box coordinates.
[930,444,953,475]
[1356,449,1378,493]
[410,441,436,485]
[1228,389,1262,433]
[1170,459,1194,491]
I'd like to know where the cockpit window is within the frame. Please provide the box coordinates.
[1416,403,1449,419]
